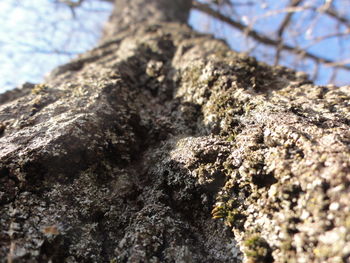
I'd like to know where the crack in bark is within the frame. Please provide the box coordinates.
[1,4,350,262]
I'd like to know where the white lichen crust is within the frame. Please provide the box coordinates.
[0,21,350,263]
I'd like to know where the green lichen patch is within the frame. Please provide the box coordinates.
[211,199,246,228]
[31,83,49,94]
[244,235,273,263]
[1,18,350,263]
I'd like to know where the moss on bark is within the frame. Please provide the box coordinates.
[0,15,350,263]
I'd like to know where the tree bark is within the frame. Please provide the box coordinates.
[1,1,350,263]
[102,0,192,40]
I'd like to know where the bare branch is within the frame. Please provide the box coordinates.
[275,0,303,65]
[192,0,350,71]
[248,4,350,30]
[277,0,303,38]
[324,7,350,29]
[303,31,350,49]
[58,0,84,8]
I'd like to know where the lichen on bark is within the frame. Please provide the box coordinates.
[1,1,350,263]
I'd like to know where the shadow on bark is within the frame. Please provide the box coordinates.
[0,24,241,263]
[2,21,350,263]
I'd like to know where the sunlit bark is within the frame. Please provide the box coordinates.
[1,1,350,263]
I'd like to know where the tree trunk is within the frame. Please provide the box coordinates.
[102,0,192,40]
[1,1,350,262]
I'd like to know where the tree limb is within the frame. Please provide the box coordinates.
[192,0,350,71]
[275,0,303,65]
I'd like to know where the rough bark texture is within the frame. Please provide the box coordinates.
[1,1,350,263]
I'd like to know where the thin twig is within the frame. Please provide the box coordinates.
[275,0,303,65]
[192,0,350,71]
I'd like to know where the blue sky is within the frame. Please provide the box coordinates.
[0,0,112,92]
[190,1,350,86]
[0,0,349,93]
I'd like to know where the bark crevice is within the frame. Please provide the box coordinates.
[1,2,350,263]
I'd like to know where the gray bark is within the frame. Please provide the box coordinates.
[1,1,350,263]
[102,0,192,40]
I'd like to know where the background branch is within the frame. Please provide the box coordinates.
[192,0,350,71]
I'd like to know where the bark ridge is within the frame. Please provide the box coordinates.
[0,14,350,263]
